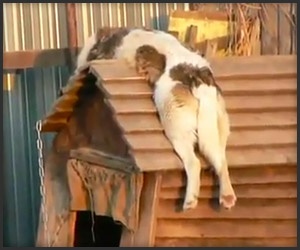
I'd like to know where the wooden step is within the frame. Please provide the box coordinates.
[210,55,296,80]
[116,111,297,133]
[161,166,297,188]
[155,219,297,238]
[157,198,297,219]
[125,128,296,150]
[92,55,296,81]
[91,59,144,81]
[133,146,296,171]
[108,93,296,114]
[159,183,297,200]
[103,77,296,97]
[41,118,67,132]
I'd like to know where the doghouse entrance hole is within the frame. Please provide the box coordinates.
[74,211,123,247]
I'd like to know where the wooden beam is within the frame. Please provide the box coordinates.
[70,147,138,173]
[3,48,80,70]
[185,25,198,49]
[171,9,230,21]
[66,3,78,71]
[132,172,162,246]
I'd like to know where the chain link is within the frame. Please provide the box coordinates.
[35,120,51,247]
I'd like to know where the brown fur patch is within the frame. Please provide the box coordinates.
[169,63,222,94]
[86,27,130,61]
[170,84,198,113]
[135,45,166,86]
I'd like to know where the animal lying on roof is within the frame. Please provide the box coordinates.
[76,28,237,210]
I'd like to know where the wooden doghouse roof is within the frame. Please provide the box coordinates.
[42,55,296,174]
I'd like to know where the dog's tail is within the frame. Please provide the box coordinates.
[193,84,225,173]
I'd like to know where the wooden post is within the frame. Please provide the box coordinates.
[260,3,279,55]
[66,3,78,71]
[35,168,77,247]
[120,172,162,247]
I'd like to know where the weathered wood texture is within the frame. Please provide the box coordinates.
[42,55,296,171]
[97,56,296,246]
[40,55,296,246]
[120,173,162,247]
[260,3,297,55]
[155,165,296,244]
[35,167,77,247]
[190,3,297,55]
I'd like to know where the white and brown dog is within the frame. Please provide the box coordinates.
[76,28,236,210]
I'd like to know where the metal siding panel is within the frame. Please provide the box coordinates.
[3,66,71,246]
[75,3,185,46]
[3,3,68,51]
[4,3,186,49]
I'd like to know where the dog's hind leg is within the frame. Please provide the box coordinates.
[170,136,201,211]
[216,95,236,209]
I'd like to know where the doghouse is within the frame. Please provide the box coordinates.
[36,55,296,247]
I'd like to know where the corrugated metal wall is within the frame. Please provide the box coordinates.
[3,3,187,51]
[3,2,187,246]
[3,66,71,247]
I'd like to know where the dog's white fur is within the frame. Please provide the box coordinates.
[76,29,236,210]
[76,33,97,72]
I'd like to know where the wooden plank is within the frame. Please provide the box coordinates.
[90,59,143,81]
[69,147,137,173]
[36,167,74,247]
[67,212,77,246]
[217,77,296,94]
[170,9,229,21]
[132,173,162,247]
[125,128,296,150]
[261,4,279,55]
[155,219,297,238]
[157,198,297,219]
[194,34,235,55]
[159,183,297,200]
[108,93,297,114]
[116,111,297,133]
[278,3,293,54]
[103,77,297,97]
[67,160,90,211]
[66,3,78,70]
[155,237,297,247]
[41,121,66,132]
[185,25,198,48]
[226,93,297,112]
[52,95,79,111]
[43,110,73,121]
[60,80,84,95]
[119,229,135,247]
[227,111,297,129]
[291,3,297,54]
[133,146,296,171]
[91,56,296,82]
[210,55,296,79]
[161,166,297,188]
[3,48,76,69]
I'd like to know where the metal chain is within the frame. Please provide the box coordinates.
[35,120,51,247]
